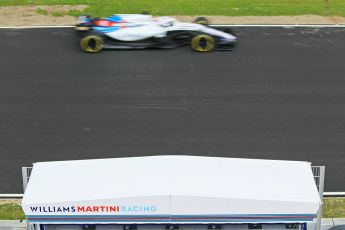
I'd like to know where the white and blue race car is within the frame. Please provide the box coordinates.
[75,14,237,53]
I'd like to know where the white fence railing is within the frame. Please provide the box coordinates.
[312,166,326,230]
[21,167,32,192]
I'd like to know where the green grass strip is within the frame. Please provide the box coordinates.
[1,0,345,17]
[0,203,26,220]
[323,198,345,218]
[0,198,345,220]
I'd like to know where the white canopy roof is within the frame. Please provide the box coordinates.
[22,155,321,224]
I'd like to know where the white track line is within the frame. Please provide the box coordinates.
[0,25,73,29]
[324,192,345,196]
[212,24,345,28]
[0,24,345,29]
[0,194,24,198]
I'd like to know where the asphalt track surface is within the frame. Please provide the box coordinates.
[1,27,345,193]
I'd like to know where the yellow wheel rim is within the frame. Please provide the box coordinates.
[80,36,104,53]
[191,35,215,52]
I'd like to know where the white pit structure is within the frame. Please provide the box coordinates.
[22,156,321,230]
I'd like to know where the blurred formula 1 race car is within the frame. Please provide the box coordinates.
[75,14,236,53]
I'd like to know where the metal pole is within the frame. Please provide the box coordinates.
[316,166,325,230]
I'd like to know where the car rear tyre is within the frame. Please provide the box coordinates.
[193,17,209,25]
[191,34,215,52]
[80,35,104,53]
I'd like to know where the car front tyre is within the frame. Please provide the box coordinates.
[190,34,216,52]
[80,35,104,53]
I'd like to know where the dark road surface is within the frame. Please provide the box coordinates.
[1,27,345,193]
